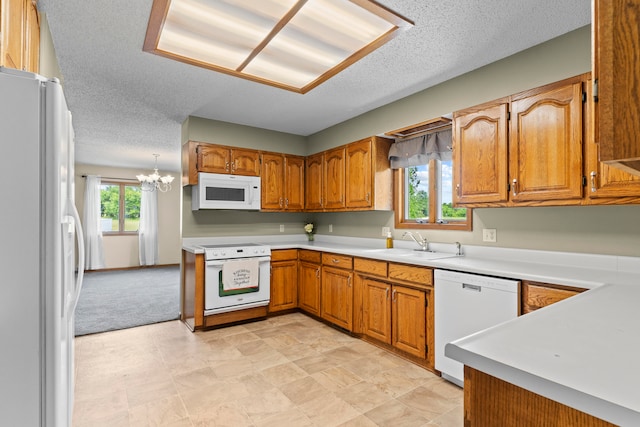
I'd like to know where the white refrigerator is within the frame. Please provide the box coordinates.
[0,67,85,426]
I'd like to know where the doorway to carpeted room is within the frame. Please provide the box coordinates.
[74,265,180,336]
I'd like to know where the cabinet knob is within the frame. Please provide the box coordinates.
[590,171,597,193]
[392,289,397,302]
[385,287,389,300]
[512,178,518,196]
[225,161,230,171]
[455,184,461,197]
[279,197,283,207]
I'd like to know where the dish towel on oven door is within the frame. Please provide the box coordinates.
[221,258,260,291]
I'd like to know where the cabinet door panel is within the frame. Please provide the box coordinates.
[299,262,321,315]
[270,260,298,312]
[321,267,353,331]
[521,282,585,315]
[594,0,640,174]
[198,145,230,174]
[232,148,260,176]
[453,102,509,204]
[305,153,324,210]
[510,82,583,202]
[584,80,640,199]
[285,155,305,210]
[261,153,284,210]
[2,0,27,70]
[346,139,372,208]
[362,278,392,344]
[392,286,426,359]
[323,147,346,209]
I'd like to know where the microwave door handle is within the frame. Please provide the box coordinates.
[251,184,259,204]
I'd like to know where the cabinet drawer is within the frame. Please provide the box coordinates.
[521,282,585,314]
[322,253,353,269]
[271,249,298,262]
[299,250,321,263]
[354,257,387,278]
[388,263,433,286]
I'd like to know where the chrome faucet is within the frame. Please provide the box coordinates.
[402,231,429,251]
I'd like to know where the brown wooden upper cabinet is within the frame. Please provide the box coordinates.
[593,0,640,177]
[304,152,324,210]
[261,152,304,211]
[306,136,393,212]
[182,141,260,185]
[454,75,586,207]
[509,78,584,203]
[453,100,509,205]
[1,0,39,73]
[323,146,346,209]
[584,78,640,202]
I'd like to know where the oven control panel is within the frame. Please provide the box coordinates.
[200,243,271,260]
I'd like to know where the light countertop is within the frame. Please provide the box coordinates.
[182,234,640,425]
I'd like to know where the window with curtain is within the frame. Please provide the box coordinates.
[100,181,141,234]
[389,129,471,230]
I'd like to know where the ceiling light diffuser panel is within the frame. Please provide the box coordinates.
[144,0,413,93]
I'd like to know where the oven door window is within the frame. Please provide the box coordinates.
[218,270,259,297]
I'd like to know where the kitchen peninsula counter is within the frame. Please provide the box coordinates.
[183,235,640,425]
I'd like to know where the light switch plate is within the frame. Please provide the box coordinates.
[382,226,390,236]
[483,228,497,242]
[279,224,285,232]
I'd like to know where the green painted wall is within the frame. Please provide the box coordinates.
[185,116,306,155]
[182,25,640,257]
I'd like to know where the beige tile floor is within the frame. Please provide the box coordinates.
[73,312,463,426]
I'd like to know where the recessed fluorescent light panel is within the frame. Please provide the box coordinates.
[144,0,413,93]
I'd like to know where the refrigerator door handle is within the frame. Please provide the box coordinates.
[69,200,85,315]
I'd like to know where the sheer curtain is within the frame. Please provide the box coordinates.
[83,175,105,269]
[139,189,159,266]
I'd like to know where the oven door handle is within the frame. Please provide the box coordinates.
[206,256,271,267]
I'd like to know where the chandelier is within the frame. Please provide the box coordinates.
[136,154,174,192]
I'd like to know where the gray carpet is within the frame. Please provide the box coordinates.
[74,266,180,336]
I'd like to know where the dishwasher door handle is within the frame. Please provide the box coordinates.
[462,283,482,292]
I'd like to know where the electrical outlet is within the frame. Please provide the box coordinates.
[279,224,284,232]
[381,226,390,236]
[483,228,497,242]
[329,224,333,233]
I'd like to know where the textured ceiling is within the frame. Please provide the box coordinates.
[38,0,590,172]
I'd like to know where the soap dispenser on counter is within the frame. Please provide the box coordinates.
[386,232,394,248]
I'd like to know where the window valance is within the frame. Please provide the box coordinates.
[388,128,452,168]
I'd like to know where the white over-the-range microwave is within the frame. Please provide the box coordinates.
[192,172,261,211]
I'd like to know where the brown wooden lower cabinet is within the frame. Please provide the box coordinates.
[464,366,616,426]
[392,285,426,359]
[521,280,586,314]
[360,270,431,363]
[362,277,392,344]
[321,265,354,331]
[269,249,298,313]
[298,260,321,316]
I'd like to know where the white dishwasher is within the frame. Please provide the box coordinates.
[434,269,519,387]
